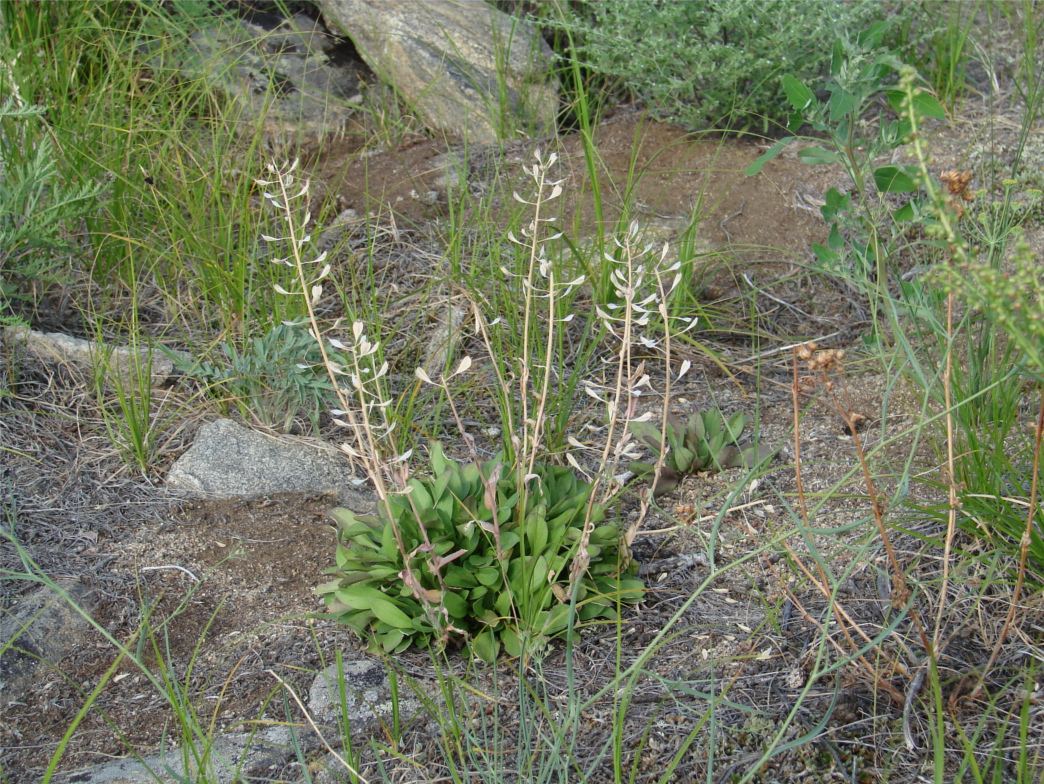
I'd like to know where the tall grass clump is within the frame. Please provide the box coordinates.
[1,0,316,342]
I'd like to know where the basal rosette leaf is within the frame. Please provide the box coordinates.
[317,441,645,661]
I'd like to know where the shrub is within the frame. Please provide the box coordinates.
[557,0,913,132]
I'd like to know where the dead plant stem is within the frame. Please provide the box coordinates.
[933,289,959,655]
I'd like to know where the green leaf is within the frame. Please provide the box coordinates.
[588,524,620,545]
[428,439,451,477]
[673,445,697,472]
[445,465,464,498]
[546,511,575,541]
[370,597,415,629]
[745,137,794,177]
[470,629,498,663]
[665,419,686,457]
[892,201,915,222]
[858,20,889,49]
[821,187,850,223]
[445,566,478,588]
[543,604,572,635]
[827,86,857,121]
[431,469,453,506]
[442,590,469,619]
[468,552,493,568]
[528,554,550,594]
[812,243,839,267]
[477,566,501,587]
[380,519,398,560]
[335,583,389,611]
[378,628,406,653]
[797,146,842,165]
[579,602,607,621]
[887,89,947,120]
[629,420,664,452]
[461,462,480,487]
[501,626,522,658]
[873,165,918,193]
[782,74,815,112]
[500,531,521,552]
[688,413,706,443]
[406,478,432,512]
[725,411,749,440]
[495,589,513,618]
[628,461,656,478]
[315,578,341,596]
[329,506,359,529]
[524,506,549,554]
[827,223,844,251]
[830,37,844,77]
[617,578,646,601]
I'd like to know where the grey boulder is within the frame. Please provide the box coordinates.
[165,418,374,511]
[4,326,182,388]
[318,0,557,144]
[157,12,364,141]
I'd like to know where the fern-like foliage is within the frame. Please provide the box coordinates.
[171,323,335,433]
[1,97,108,324]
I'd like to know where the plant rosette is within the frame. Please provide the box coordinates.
[317,442,644,662]
[629,410,771,496]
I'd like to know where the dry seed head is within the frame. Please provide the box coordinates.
[940,169,974,219]
[809,348,846,372]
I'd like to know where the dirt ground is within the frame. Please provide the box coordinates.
[4,56,1044,784]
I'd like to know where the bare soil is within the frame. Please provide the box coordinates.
[3,87,1044,784]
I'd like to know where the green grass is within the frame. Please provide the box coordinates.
[4,0,1044,781]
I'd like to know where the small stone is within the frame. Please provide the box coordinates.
[166,418,375,510]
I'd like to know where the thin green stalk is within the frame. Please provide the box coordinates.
[41,645,132,784]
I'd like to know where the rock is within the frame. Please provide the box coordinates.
[318,0,557,144]
[431,150,469,192]
[157,11,365,142]
[0,581,100,709]
[3,326,181,388]
[315,208,363,254]
[52,658,431,784]
[165,418,375,511]
[307,659,430,740]
[421,302,467,378]
[53,725,293,784]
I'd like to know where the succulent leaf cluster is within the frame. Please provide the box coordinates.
[317,443,643,661]
[629,410,769,495]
